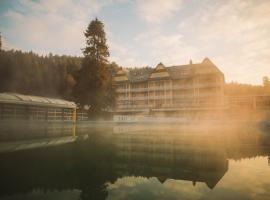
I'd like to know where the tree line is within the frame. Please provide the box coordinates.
[225,82,270,96]
[0,50,81,99]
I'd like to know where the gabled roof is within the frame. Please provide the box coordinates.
[155,62,166,70]
[167,58,223,79]
[166,64,194,79]
[198,57,223,75]
[126,67,154,82]
[114,58,223,82]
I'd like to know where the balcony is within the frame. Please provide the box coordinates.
[117,96,129,101]
[148,87,167,91]
[129,87,167,92]
[116,104,149,109]
[118,93,222,101]
[173,83,220,90]
[148,95,171,100]
[116,88,128,93]
[117,96,148,101]
[116,88,149,93]
[116,101,225,111]
[116,83,221,93]
[173,93,222,99]
[131,96,148,100]
[131,96,173,100]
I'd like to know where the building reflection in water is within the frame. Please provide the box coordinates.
[111,126,229,189]
[0,124,269,199]
[0,121,77,153]
[0,121,76,141]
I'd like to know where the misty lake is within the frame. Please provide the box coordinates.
[0,122,270,200]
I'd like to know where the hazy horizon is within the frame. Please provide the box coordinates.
[0,0,270,84]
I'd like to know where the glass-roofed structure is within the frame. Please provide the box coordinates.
[0,93,76,121]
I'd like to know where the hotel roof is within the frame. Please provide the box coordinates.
[116,58,223,83]
[126,67,154,82]
[0,93,76,108]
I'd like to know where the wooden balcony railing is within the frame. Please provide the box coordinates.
[116,83,222,93]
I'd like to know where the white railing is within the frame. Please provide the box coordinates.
[116,88,149,92]
[131,96,148,100]
[118,96,174,101]
[117,96,129,101]
[116,102,225,110]
[118,96,147,101]
[148,96,171,100]
[116,83,221,93]
[117,105,149,109]
[118,94,221,101]
[148,87,167,91]
[173,83,219,90]
[117,87,166,93]
[173,93,221,99]
[130,88,149,92]
[116,88,127,93]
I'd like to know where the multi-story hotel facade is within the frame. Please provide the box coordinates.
[112,58,225,120]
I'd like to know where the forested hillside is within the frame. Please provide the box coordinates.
[0,50,81,100]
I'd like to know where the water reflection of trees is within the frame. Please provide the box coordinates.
[0,125,270,199]
[0,133,117,200]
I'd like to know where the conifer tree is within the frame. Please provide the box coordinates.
[73,18,114,115]
[83,18,109,63]
[0,32,2,51]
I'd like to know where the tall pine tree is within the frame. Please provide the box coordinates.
[83,18,109,63]
[0,32,2,51]
[73,18,115,115]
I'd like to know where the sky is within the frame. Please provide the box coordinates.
[0,0,270,85]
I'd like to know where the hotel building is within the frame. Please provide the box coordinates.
[113,58,225,119]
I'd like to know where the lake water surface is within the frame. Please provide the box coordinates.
[0,123,270,200]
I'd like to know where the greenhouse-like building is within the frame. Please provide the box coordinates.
[0,93,76,121]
